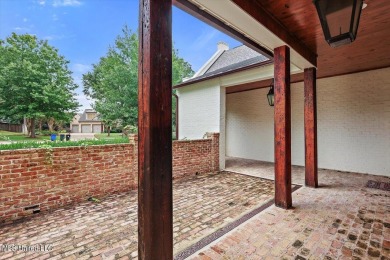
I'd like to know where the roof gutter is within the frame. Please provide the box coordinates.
[172,93,179,140]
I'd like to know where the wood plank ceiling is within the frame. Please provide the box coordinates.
[254,0,390,78]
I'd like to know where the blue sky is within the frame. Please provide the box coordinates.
[0,0,241,111]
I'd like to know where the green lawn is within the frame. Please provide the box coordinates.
[0,130,50,142]
[94,133,127,140]
[1,131,128,143]
[0,130,20,136]
[0,130,130,150]
[95,132,179,140]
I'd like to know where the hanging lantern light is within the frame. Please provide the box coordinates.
[267,79,274,107]
[313,0,364,47]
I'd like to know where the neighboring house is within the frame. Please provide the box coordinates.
[175,42,390,177]
[70,109,104,133]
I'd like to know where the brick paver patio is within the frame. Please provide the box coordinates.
[191,158,390,260]
[1,158,389,260]
[0,171,275,259]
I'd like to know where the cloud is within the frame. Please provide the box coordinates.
[53,0,82,7]
[73,86,94,112]
[71,64,93,111]
[43,34,65,41]
[74,91,94,112]
[72,75,83,88]
[37,0,46,5]
[190,29,219,51]
[71,64,91,91]
[14,27,30,31]
[23,18,28,22]
[52,14,59,21]
[72,63,91,74]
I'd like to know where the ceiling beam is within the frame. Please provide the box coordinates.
[226,73,304,95]
[173,0,274,59]
[232,0,317,67]
[226,80,271,94]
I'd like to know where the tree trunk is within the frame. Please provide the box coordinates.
[30,118,36,138]
[107,126,111,137]
[38,119,43,131]
[48,117,55,132]
[26,118,32,136]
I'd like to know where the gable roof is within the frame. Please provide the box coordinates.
[205,45,268,74]
[78,109,102,122]
[176,44,270,88]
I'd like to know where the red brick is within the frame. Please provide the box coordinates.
[0,133,219,223]
[383,240,390,249]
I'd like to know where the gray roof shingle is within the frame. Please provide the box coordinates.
[205,45,268,75]
[180,45,270,86]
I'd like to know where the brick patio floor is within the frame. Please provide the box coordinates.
[0,171,275,260]
[1,158,389,260]
[190,158,390,260]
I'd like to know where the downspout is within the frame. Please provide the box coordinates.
[173,93,179,140]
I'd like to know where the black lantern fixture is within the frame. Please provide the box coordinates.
[313,0,363,47]
[267,79,274,107]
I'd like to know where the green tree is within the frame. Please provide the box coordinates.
[172,48,194,139]
[83,26,138,135]
[0,33,79,137]
[172,48,194,85]
[83,26,194,136]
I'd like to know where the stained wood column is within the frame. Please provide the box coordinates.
[138,0,173,259]
[304,68,318,188]
[274,45,292,209]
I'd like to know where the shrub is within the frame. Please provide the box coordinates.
[122,125,137,136]
[0,138,129,151]
[0,135,10,141]
[39,130,56,136]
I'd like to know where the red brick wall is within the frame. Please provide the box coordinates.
[0,133,219,224]
[172,132,219,179]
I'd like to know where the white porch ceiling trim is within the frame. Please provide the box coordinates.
[190,0,316,71]
[181,63,301,90]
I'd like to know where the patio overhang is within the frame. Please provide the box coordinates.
[174,0,317,72]
[174,0,390,79]
[172,0,274,60]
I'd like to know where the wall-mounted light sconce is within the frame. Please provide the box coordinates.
[267,79,274,107]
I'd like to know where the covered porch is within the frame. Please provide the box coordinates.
[139,0,389,259]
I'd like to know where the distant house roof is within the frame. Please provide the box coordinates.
[175,44,270,88]
[78,109,102,122]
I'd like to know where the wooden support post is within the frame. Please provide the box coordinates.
[304,68,318,188]
[274,45,292,209]
[138,0,173,259]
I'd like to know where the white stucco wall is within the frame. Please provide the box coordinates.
[225,86,305,165]
[316,68,390,175]
[177,79,221,140]
[177,64,277,140]
[177,64,276,169]
[226,88,275,162]
[225,67,390,176]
